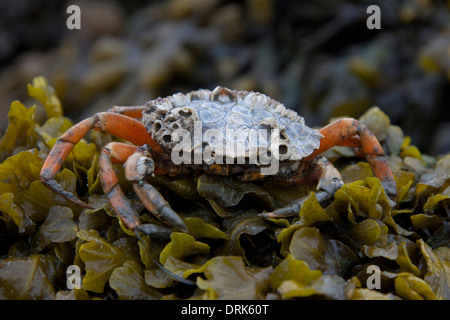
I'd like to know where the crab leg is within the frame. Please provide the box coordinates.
[124,147,188,232]
[100,142,193,285]
[99,142,140,230]
[306,118,397,198]
[40,112,163,208]
[328,135,365,158]
[337,136,360,147]
[108,105,146,119]
[99,142,172,237]
[260,156,343,218]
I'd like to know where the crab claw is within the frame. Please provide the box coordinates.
[258,197,307,219]
[381,180,398,204]
[132,180,188,232]
[135,224,172,239]
[40,175,94,209]
[124,148,188,232]
[259,190,333,219]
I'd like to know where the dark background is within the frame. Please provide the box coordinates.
[0,0,449,155]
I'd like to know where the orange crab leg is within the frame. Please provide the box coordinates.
[99,142,140,230]
[329,135,364,158]
[108,105,146,119]
[40,112,163,208]
[99,142,193,284]
[337,136,360,148]
[99,142,173,237]
[306,118,396,197]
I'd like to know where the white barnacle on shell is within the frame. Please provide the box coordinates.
[171,93,190,107]
[143,87,323,163]
[211,86,237,104]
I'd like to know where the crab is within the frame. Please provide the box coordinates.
[40,86,397,237]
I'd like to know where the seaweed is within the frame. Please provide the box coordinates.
[0,77,448,300]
